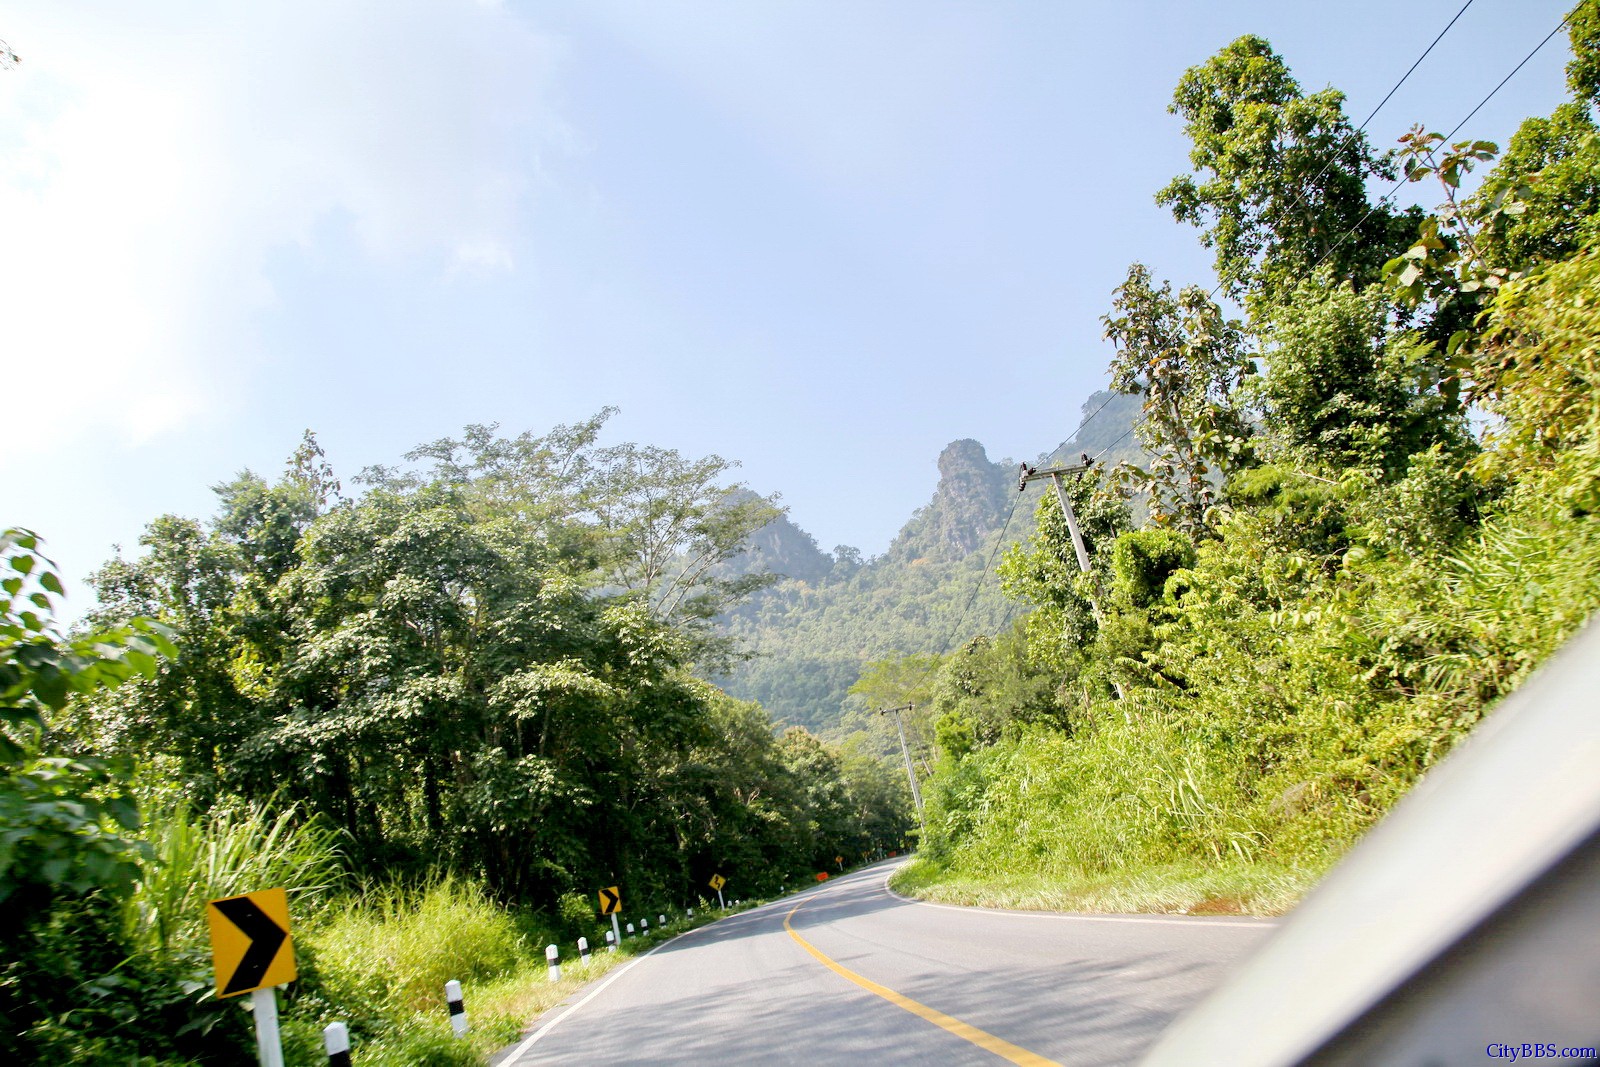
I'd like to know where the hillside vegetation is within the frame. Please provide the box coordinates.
[896,11,1600,914]
[714,391,1145,735]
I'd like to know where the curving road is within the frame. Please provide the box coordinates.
[496,860,1276,1066]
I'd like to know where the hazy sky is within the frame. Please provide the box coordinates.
[0,0,1577,616]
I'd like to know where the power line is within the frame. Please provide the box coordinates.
[1354,0,1476,134]
[911,5,1559,715]
[1200,0,1480,305]
[1296,9,1573,285]
[1084,12,1568,534]
[1077,0,1477,446]
[1440,13,1571,139]
[904,489,1026,696]
[1059,389,1123,451]
[1091,422,1138,463]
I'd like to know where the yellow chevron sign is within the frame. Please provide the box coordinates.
[206,888,297,998]
[597,885,622,915]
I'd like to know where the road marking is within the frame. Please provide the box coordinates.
[496,912,739,1063]
[494,886,831,1064]
[783,902,1062,1067]
[882,868,1279,928]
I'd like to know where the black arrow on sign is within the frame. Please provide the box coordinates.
[599,887,620,914]
[214,895,288,995]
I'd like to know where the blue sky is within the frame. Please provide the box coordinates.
[0,0,1577,618]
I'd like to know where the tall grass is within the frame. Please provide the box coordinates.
[307,877,530,1015]
[125,796,345,957]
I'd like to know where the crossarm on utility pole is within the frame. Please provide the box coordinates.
[1018,462,1104,621]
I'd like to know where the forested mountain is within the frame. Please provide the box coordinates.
[712,390,1142,732]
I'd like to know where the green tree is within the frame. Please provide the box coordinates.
[1255,273,1467,475]
[1159,35,1417,310]
[0,529,177,1063]
[929,623,1062,756]
[1103,263,1254,533]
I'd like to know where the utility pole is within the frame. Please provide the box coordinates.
[1018,456,1105,621]
[880,703,924,827]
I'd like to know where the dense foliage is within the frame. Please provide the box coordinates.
[5,420,911,1061]
[904,7,1600,913]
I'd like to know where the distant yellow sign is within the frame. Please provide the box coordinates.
[598,885,622,915]
[206,888,296,998]
[708,873,726,891]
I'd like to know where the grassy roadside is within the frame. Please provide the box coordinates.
[888,855,1324,917]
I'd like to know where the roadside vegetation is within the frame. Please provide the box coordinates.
[893,5,1600,914]
[2,418,911,1061]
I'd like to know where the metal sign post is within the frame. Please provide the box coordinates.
[597,885,623,950]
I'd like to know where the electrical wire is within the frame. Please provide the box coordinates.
[1091,422,1139,463]
[901,488,1026,699]
[1074,1,1475,444]
[897,6,1564,717]
[1293,10,1573,286]
[1240,0,1477,292]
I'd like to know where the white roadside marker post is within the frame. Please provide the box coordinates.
[641,918,649,934]
[658,913,666,926]
[445,979,468,1037]
[323,1022,351,1067]
[249,989,285,1067]
[578,936,590,963]
[626,921,635,936]
[546,944,561,982]
[687,907,694,919]
[605,928,616,952]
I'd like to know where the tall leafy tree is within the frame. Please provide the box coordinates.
[79,424,904,906]
[1103,263,1254,533]
[1256,272,1468,475]
[1158,35,1417,310]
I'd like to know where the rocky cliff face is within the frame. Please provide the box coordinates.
[886,439,1014,563]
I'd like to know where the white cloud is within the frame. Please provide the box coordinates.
[450,240,516,276]
[0,1,561,458]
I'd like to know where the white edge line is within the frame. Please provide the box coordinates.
[500,928,686,1062]
[497,889,821,1064]
[881,867,1279,929]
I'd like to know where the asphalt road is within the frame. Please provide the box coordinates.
[497,860,1276,1066]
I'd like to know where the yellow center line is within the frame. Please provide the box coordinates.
[783,902,1062,1067]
